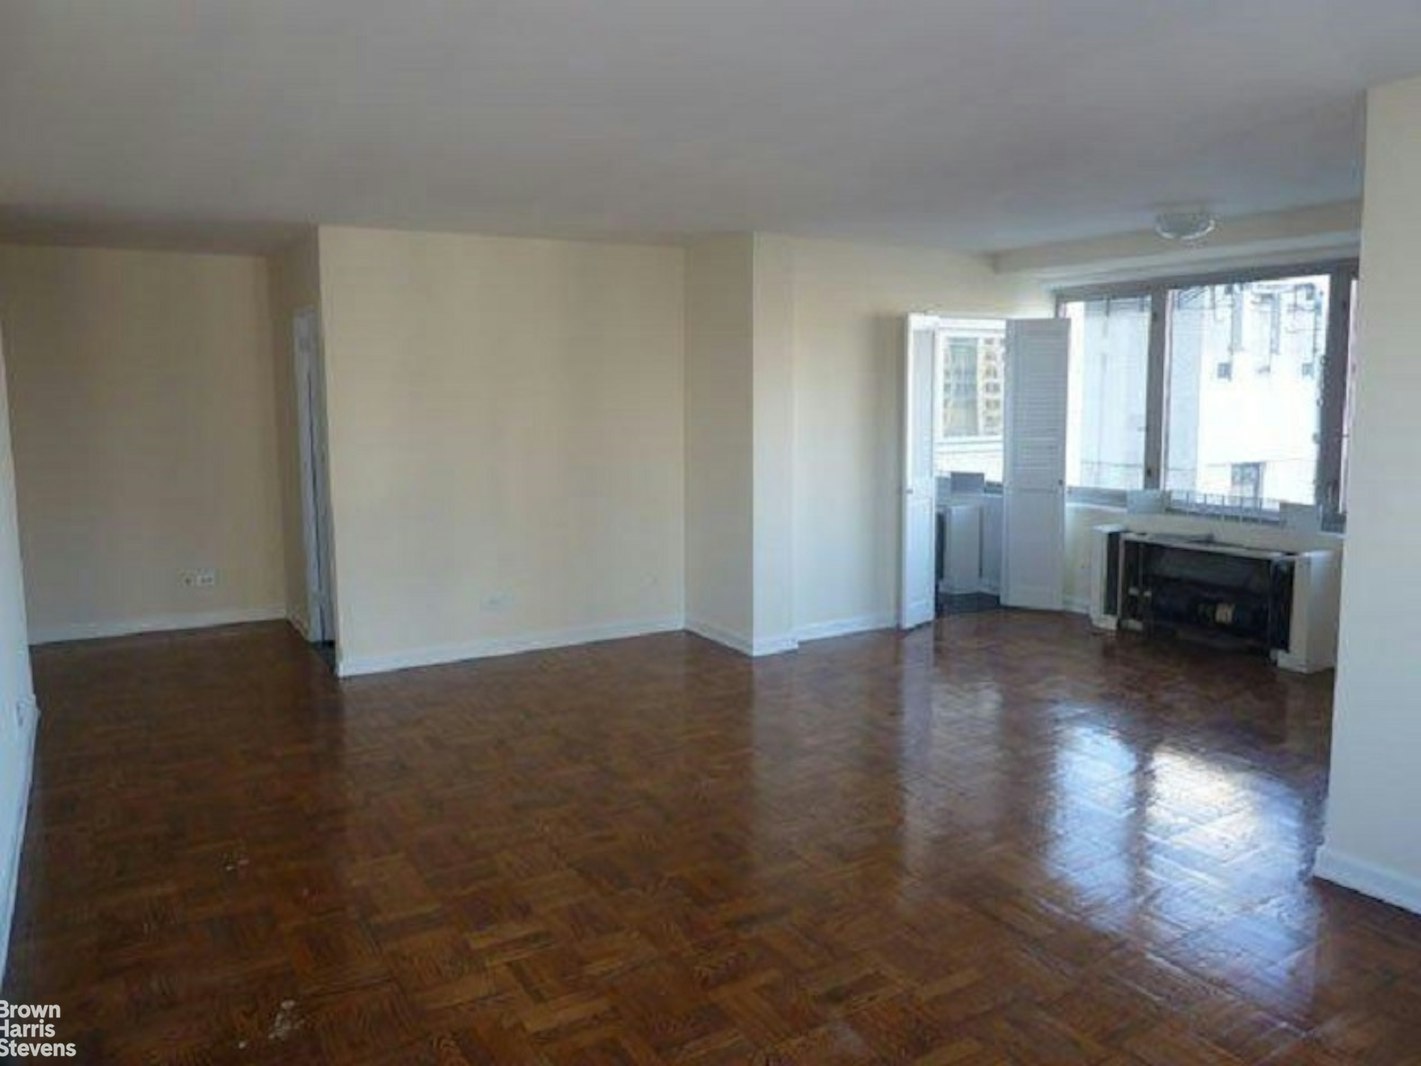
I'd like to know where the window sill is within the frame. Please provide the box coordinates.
[1067,487,1129,507]
[1066,493,1346,536]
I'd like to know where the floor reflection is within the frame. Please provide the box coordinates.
[10,612,1421,1063]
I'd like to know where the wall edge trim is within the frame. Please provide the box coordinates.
[751,633,799,657]
[796,613,895,643]
[1314,844,1421,916]
[29,606,288,645]
[338,616,687,678]
[684,618,753,656]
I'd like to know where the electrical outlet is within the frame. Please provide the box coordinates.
[182,568,219,589]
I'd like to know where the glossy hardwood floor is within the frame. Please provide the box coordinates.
[8,613,1421,1064]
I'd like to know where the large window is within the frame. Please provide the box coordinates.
[1061,295,1151,491]
[1165,276,1328,506]
[933,319,1005,482]
[1055,261,1358,523]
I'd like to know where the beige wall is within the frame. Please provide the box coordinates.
[684,236,755,646]
[0,328,36,978]
[751,235,797,649]
[0,245,286,640]
[684,233,798,655]
[266,232,322,629]
[786,236,1045,634]
[317,226,686,672]
[1316,75,1421,910]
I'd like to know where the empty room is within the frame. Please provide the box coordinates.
[2,2,1421,1063]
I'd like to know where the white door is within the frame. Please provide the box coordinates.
[294,308,335,643]
[900,314,938,629]
[1001,319,1069,610]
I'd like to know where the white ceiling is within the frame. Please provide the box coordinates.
[2,1,1419,254]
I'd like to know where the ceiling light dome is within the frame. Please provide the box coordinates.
[1154,208,1217,242]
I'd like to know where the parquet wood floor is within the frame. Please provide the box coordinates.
[8,613,1421,1064]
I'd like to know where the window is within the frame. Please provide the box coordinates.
[1166,276,1329,507]
[943,338,981,436]
[1230,462,1264,504]
[1055,261,1358,524]
[933,320,1005,482]
[1061,295,1151,492]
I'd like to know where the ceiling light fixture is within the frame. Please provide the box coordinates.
[1154,208,1217,242]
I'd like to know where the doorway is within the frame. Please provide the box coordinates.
[901,314,1006,628]
[900,314,1068,629]
[293,307,336,663]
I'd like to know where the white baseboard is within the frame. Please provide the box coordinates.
[685,618,752,655]
[1313,844,1421,916]
[752,633,799,657]
[288,610,313,641]
[29,606,287,645]
[1,694,39,983]
[685,619,801,657]
[338,616,686,678]
[796,613,895,643]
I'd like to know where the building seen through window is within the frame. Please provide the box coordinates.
[934,322,1004,482]
[1062,295,1151,491]
[1165,276,1328,506]
[1057,265,1352,518]
[931,269,1353,520]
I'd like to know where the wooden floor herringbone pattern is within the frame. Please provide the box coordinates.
[7,612,1421,1064]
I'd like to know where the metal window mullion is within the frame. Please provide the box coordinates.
[1316,266,1353,518]
[1143,287,1168,490]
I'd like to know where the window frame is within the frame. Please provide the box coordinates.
[1054,258,1359,527]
